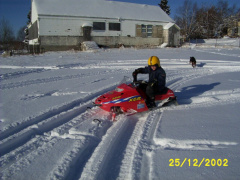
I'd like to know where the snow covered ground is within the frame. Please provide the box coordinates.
[0,45,240,180]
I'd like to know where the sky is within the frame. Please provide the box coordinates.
[0,0,239,37]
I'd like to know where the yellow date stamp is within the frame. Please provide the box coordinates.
[169,158,228,167]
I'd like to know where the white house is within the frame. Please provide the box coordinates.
[28,0,180,51]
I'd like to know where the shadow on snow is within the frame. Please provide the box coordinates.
[175,82,220,105]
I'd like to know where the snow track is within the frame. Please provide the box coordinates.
[0,69,125,90]
[0,81,117,179]
[1,48,240,179]
[0,68,46,81]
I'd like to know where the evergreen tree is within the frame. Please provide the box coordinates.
[27,10,31,24]
[158,0,170,15]
[23,9,31,44]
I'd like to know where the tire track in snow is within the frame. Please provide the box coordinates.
[0,68,46,81]
[1,95,114,180]
[117,111,163,180]
[166,68,213,91]
[0,73,86,90]
[166,63,240,92]
[166,66,240,109]
[77,110,162,180]
[0,106,110,179]
[80,115,138,180]
[47,110,113,180]
[0,100,91,156]
[172,88,240,110]
[0,69,126,90]
[0,84,117,156]
[48,138,98,180]
[0,136,58,178]
[0,69,125,179]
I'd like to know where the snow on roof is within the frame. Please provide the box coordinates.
[164,23,174,29]
[33,0,174,23]
[164,22,180,30]
[82,23,93,27]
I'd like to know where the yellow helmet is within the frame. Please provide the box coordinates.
[148,56,160,67]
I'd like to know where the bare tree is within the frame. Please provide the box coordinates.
[17,26,26,41]
[195,5,220,38]
[175,0,239,39]
[0,17,15,49]
[216,0,239,37]
[174,0,198,40]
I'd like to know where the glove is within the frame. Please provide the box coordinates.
[149,79,158,87]
[132,69,140,76]
[132,69,140,82]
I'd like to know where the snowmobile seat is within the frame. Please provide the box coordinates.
[156,87,169,95]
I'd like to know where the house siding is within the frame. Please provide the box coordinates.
[29,0,180,51]
[39,35,163,51]
[29,21,38,40]
[33,16,168,50]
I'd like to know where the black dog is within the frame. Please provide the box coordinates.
[189,57,196,68]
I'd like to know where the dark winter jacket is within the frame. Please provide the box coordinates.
[137,66,166,92]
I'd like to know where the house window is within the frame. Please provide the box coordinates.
[93,22,106,30]
[109,23,121,31]
[141,25,153,37]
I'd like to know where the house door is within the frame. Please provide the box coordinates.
[83,26,92,41]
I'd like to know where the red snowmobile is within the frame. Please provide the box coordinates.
[94,77,178,121]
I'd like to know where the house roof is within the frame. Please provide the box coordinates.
[33,0,174,23]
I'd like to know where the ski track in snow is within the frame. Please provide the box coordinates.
[0,68,47,81]
[1,49,240,179]
[0,69,127,90]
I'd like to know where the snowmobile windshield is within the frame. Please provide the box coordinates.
[118,76,131,86]
[115,76,131,92]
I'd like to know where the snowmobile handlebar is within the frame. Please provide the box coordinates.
[132,80,147,87]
